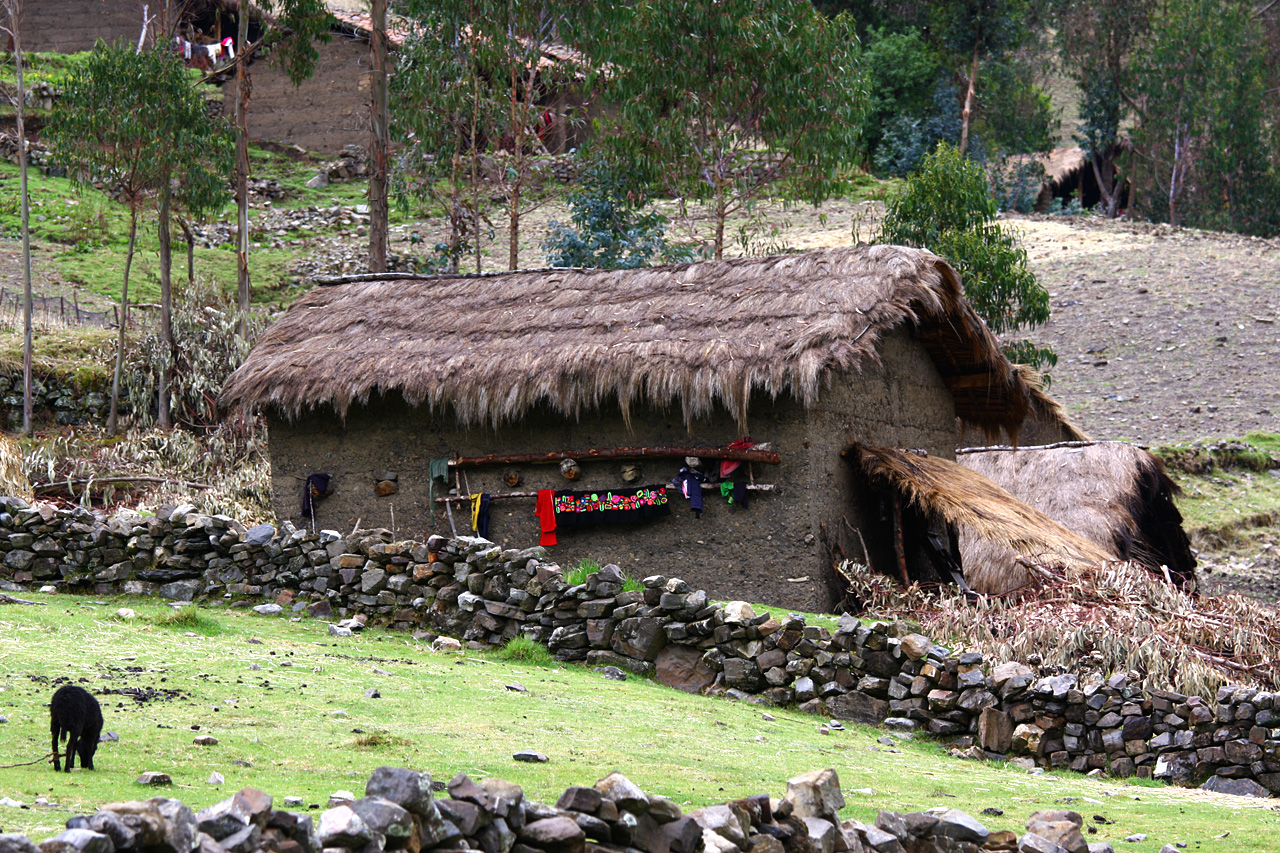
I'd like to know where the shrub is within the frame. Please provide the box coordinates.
[492,635,554,667]
[123,276,264,429]
[543,162,693,269]
[880,143,1054,372]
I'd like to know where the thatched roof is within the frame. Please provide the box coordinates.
[957,441,1196,594]
[855,445,1117,591]
[221,246,1036,432]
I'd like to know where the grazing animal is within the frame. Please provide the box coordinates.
[50,685,103,772]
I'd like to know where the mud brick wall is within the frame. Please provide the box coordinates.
[0,494,1275,798]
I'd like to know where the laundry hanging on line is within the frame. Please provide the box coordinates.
[553,485,671,529]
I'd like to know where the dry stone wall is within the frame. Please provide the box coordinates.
[0,496,1274,799]
[0,765,1131,853]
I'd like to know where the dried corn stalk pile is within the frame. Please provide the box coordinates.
[838,559,1280,699]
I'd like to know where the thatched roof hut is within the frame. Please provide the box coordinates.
[956,441,1196,594]
[223,246,1039,613]
[852,444,1117,593]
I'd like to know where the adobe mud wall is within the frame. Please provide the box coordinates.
[265,329,958,613]
[18,1,140,53]
[222,34,370,155]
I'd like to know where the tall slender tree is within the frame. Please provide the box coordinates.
[47,43,233,434]
[0,0,32,435]
[228,0,331,336]
[589,0,864,259]
[368,0,389,273]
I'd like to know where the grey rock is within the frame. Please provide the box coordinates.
[784,768,845,820]
[0,835,41,853]
[251,604,282,616]
[317,805,375,847]
[42,830,114,853]
[513,750,548,763]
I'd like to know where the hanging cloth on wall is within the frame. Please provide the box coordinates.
[720,437,757,478]
[427,458,451,511]
[552,485,671,529]
[535,489,558,546]
[672,468,707,517]
[470,493,491,538]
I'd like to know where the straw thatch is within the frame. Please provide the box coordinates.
[221,246,1035,434]
[0,435,31,501]
[839,558,1280,697]
[957,442,1196,594]
[854,445,1116,588]
[957,365,1089,446]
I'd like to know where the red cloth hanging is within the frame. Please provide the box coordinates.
[535,489,557,546]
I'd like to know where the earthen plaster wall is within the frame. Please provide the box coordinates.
[266,328,957,612]
[19,1,141,52]
[222,33,369,155]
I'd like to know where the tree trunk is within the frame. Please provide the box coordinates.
[713,187,727,260]
[959,45,980,156]
[179,217,195,283]
[234,3,251,338]
[12,5,33,437]
[368,0,389,273]
[157,176,173,431]
[109,209,138,437]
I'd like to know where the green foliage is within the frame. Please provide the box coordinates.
[45,42,234,219]
[563,558,603,587]
[1128,0,1280,236]
[880,143,1053,370]
[859,27,946,159]
[492,635,554,667]
[123,277,263,429]
[590,0,865,258]
[873,79,966,177]
[58,198,111,251]
[987,155,1045,214]
[543,162,693,269]
[974,58,1055,154]
[153,606,222,634]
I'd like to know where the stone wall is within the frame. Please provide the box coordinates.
[0,765,1129,853]
[0,371,112,429]
[0,495,1275,798]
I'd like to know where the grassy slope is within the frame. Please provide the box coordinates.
[0,598,1277,850]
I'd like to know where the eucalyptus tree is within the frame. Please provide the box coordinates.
[0,0,32,435]
[393,0,583,271]
[229,0,331,335]
[589,0,864,259]
[47,42,234,434]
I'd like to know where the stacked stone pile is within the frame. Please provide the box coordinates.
[306,145,370,187]
[0,504,1277,796]
[4,766,1133,853]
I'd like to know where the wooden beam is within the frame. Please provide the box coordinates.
[450,445,780,468]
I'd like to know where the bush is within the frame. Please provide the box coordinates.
[492,635,554,666]
[543,162,693,269]
[880,143,1054,372]
[873,80,974,178]
[124,277,264,429]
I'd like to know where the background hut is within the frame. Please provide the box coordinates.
[221,245,1039,612]
[956,441,1196,594]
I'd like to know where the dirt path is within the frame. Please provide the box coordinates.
[1012,216,1280,444]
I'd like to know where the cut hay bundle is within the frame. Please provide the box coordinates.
[839,558,1280,698]
[0,434,32,500]
[958,441,1196,594]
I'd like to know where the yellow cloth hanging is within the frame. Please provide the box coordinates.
[470,493,482,532]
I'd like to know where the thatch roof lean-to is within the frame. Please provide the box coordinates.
[957,441,1196,593]
[855,445,1118,585]
[220,246,1035,432]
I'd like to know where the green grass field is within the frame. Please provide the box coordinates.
[0,596,1277,850]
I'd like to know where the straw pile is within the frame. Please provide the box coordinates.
[838,558,1280,698]
[0,434,32,500]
